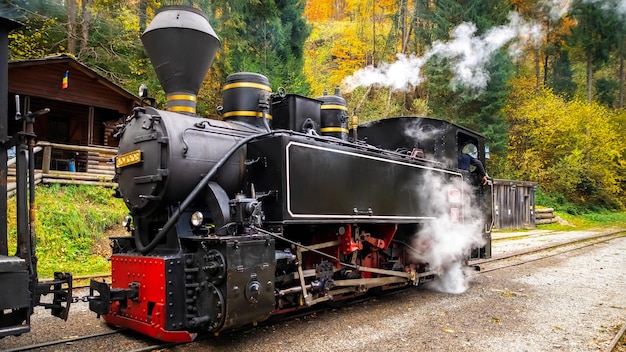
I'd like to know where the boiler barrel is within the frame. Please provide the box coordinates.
[115,108,252,215]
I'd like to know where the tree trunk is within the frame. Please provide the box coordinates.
[536,47,541,91]
[139,0,147,32]
[586,51,593,104]
[541,18,549,89]
[79,0,92,55]
[619,50,624,109]
[372,1,376,67]
[66,0,77,55]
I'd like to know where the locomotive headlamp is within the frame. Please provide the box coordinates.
[122,214,132,231]
[191,211,204,227]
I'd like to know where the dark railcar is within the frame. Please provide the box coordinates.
[0,16,71,338]
[86,6,494,342]
[0,6,495,343]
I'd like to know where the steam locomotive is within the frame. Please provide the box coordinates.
[0,5,492,342]
[85,6,493,342]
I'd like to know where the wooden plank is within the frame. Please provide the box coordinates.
[42,178,116,187]
[44,171,114,181]
[87,156,114,163]
[37,141,117,154]
[535,212,555,219]
[535,218,557,225]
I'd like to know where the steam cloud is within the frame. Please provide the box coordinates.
[343,0,626,93]
[410,171,486,294]
[342,12,541,93]
[400,122,487,294]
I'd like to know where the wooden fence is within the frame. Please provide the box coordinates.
[492,179,538,230]
[7,142,117,196]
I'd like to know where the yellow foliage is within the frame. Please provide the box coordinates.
[305,21,367,96]
[505,83,625,208]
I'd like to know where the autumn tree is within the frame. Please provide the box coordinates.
[205,0,310,96]
[568,0,619,104]
[506,84,625,209]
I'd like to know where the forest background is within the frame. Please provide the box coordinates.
[2,0,626,212]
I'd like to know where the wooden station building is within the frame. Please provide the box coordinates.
[7,54,140,174]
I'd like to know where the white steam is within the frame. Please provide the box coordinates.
[545,0,574,19]
[342,12,542,93]
[580,0,626,17]
[409,172,486,294]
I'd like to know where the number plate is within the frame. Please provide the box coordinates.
[116,150,142,168]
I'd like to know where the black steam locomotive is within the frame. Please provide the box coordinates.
[0,6,492,342]
[84,6,493,342]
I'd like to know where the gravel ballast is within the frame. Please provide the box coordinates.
[1,229,624,351]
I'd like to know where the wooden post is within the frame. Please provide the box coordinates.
[42,145,51,174]
[88,106,94,145]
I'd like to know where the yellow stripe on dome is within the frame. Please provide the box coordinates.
[321,127,349,133]
[321,104,348,111]
[167,94,197,102]
[222,82,272,92]
[222,110,273,119]
[168,106,196,113]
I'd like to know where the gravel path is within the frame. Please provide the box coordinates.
[1,228,624,351]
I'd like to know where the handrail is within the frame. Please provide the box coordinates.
[7,146,42,167]
[34,141,117,174]
[36,141,118,154]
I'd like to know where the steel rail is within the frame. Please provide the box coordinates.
[606,322,626,352]
[2,329,126,352]
[477,232,625,273]
[473,230,625,266]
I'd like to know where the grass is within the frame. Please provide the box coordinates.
[536,211,626,232]
[6,184,128,278]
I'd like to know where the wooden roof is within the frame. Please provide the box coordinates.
[8,55,140,114]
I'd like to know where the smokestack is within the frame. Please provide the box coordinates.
[141,6,220,114]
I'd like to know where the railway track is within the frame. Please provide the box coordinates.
[6,229,624,352]
[607,323,626,352]
[1,330,125,352]
[475,229,626,273]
